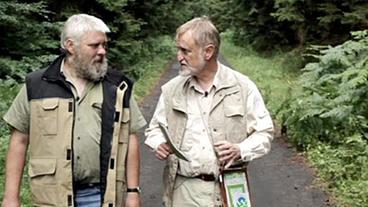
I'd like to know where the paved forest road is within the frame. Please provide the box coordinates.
[137,59,331,207]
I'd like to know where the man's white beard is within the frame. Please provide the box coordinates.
[179,60,206,77]
[72,54,108,81]
[179,65,193,77]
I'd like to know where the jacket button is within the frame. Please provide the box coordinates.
[213,128,217,132]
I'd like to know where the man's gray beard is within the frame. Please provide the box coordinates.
[73,57,108,81]
[179,61,206,77]
[179,67,192,77]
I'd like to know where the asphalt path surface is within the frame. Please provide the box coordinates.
[137,59,331,207]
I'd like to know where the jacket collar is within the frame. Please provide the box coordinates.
[171,62,240,113]
[215,62,238,90]
[42,54,67,82]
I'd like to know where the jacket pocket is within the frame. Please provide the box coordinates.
[92,102,102,119]
[116,109,130,181]
[224,94,247,142]
[119,109,130,144]
[224,92,244,117]
[29,158,59,206]
[29,158,57,183]
[40,98,59,135]
[115,176,127,207]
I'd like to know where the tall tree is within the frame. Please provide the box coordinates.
[0,1,59,82]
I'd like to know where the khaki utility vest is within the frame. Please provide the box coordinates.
[160,64,249,206]
[26,55,132,207]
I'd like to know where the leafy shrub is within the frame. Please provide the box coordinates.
[279,30,368,206]
[0,84,24,204]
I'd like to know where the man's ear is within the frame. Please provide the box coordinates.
[204,44,215,60]
[65,39,76,55]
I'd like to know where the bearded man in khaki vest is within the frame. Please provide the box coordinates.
[2,14,146,207]
[145,16,274,206]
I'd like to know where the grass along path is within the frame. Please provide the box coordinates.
[220,32,301,120]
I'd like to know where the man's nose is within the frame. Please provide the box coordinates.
[97,46,107,55]
[177,51,184,62]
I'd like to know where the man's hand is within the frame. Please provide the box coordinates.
[214,141,241,169]
[125,192,140,207]
[155,143,172,160]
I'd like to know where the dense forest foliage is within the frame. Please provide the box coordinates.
[0,0,221,83]
[0,0,260,83]
[1,0,368,206]
[2,0,368,82]
[228,0,368,51]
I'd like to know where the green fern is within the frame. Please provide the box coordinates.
[279,30,368,206]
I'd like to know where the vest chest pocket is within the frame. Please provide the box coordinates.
[35,99,59,135]
[223,95,247,142]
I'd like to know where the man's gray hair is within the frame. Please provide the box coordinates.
[176,16,220,57]
[60,14,110,49]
